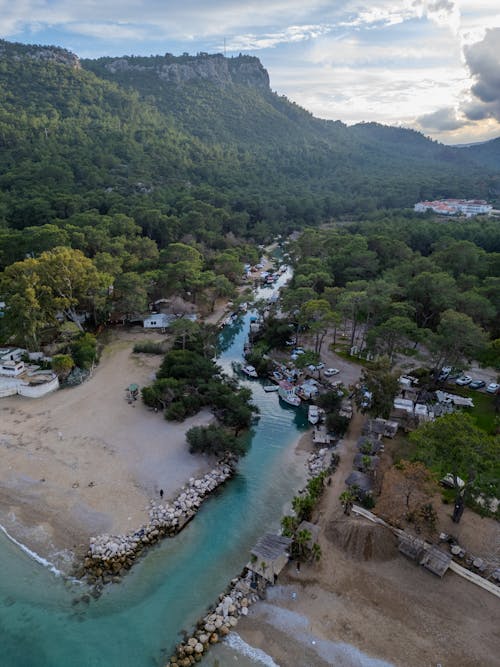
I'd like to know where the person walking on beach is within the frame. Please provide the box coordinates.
[160,489,164,499]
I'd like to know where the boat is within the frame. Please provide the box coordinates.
[277,380,301,407]
[242,365,258,378]
[308,404,320,425]
[263,385,279,392]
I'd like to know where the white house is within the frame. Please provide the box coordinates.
[143,313,173,329]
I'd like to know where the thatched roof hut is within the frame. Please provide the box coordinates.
[247,533,292,583]
[297,521,320,548]
[345,471,373,496]
[353,453,379,472]
[357,436,383,455]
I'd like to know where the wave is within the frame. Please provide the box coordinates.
[224,632,280,666]
[0,523,64,577]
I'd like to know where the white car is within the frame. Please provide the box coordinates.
[486,382,499,394]
[455,375,472,386]
[324,368,340,377]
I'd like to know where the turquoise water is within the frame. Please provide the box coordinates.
[0,272,309,666]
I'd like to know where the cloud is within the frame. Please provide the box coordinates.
[66,22,147,41]
[417,106,469,131]
[463,27,500,121]
[224,24,332,52]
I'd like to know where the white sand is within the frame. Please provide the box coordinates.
[0,330,215,560]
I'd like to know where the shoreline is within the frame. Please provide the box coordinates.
[0,329,217,570]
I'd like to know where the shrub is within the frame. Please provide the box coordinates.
[133,341,164,354]
[71,333,97,369]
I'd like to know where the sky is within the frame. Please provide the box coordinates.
[1,1,500,145]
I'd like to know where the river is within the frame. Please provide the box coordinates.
[0,268,310,666]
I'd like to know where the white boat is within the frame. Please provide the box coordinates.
[308,405,320,425]
[242,365,258,378]
[263,385,279,392]
[278,380,301,407]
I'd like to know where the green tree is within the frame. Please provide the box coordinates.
[51,354,74,380]
[431,309,488,369]
[355,358,400,419]
[410,413,499,521]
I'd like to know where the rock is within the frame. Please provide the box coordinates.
[209,633,219,644]
[187,637,197,648]
[241,606,248,616]
[194,643,203,654]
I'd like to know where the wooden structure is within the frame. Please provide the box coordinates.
[312,425,333,445]
[247,533,292,584]
[398,534,426,562]
[420,546,452,577]
[399,536,451,577]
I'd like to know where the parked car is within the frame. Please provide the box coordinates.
[469,380,486,390]
[486,382,500,394]
[437,366,452,381]
[440,473,465,489]
[291,348,305,356]
[285,338,296,346]
[455,375,472,386]
[324,368,340,377]
[316,362,325,370]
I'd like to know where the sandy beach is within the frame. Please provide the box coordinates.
[234,411,500,667]
[0,329,216,566]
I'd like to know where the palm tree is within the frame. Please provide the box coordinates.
[310,542,322,562]
[339,489,356,515]
[294,529,312,561]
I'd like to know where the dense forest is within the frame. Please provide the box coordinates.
[1,39,499,356]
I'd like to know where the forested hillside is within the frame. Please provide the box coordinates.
[1,39,499,355]
[0,40,498,252]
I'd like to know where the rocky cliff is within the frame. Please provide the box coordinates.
[101,52,270,90]
[0,39,80,68]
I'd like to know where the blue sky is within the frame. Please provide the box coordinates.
[1,1,500,144]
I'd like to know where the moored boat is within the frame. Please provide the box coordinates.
[277,380,301,407]
[263,385,279,392]
[242,365,258,378]
[308,404,320,425]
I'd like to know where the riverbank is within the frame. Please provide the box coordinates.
[0,329,216,569]
[233,411,500,667]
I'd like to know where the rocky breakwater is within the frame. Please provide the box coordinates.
[166,573,260,667]
[307,447,333,477]
[82,459,235,588]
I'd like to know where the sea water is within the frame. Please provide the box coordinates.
[0,270,309,666]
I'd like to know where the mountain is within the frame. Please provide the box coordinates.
[0,39,499,247]
[460,137,500,171]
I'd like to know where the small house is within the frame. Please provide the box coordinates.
[419,546,452,577]
[345,470,373,497]
[247,533,292,584]
[398,534,426,562]
[143,313,172,329]
[362,419,386,439]
[357,436,383,455]
[353,453,379,472]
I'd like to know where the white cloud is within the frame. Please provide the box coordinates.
[66,22,147,41]
[224,24,332,51]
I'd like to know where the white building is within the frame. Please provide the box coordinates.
[414,199,492,217]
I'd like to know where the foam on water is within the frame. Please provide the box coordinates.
[0,523,63,577]
[224,632,280,667]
